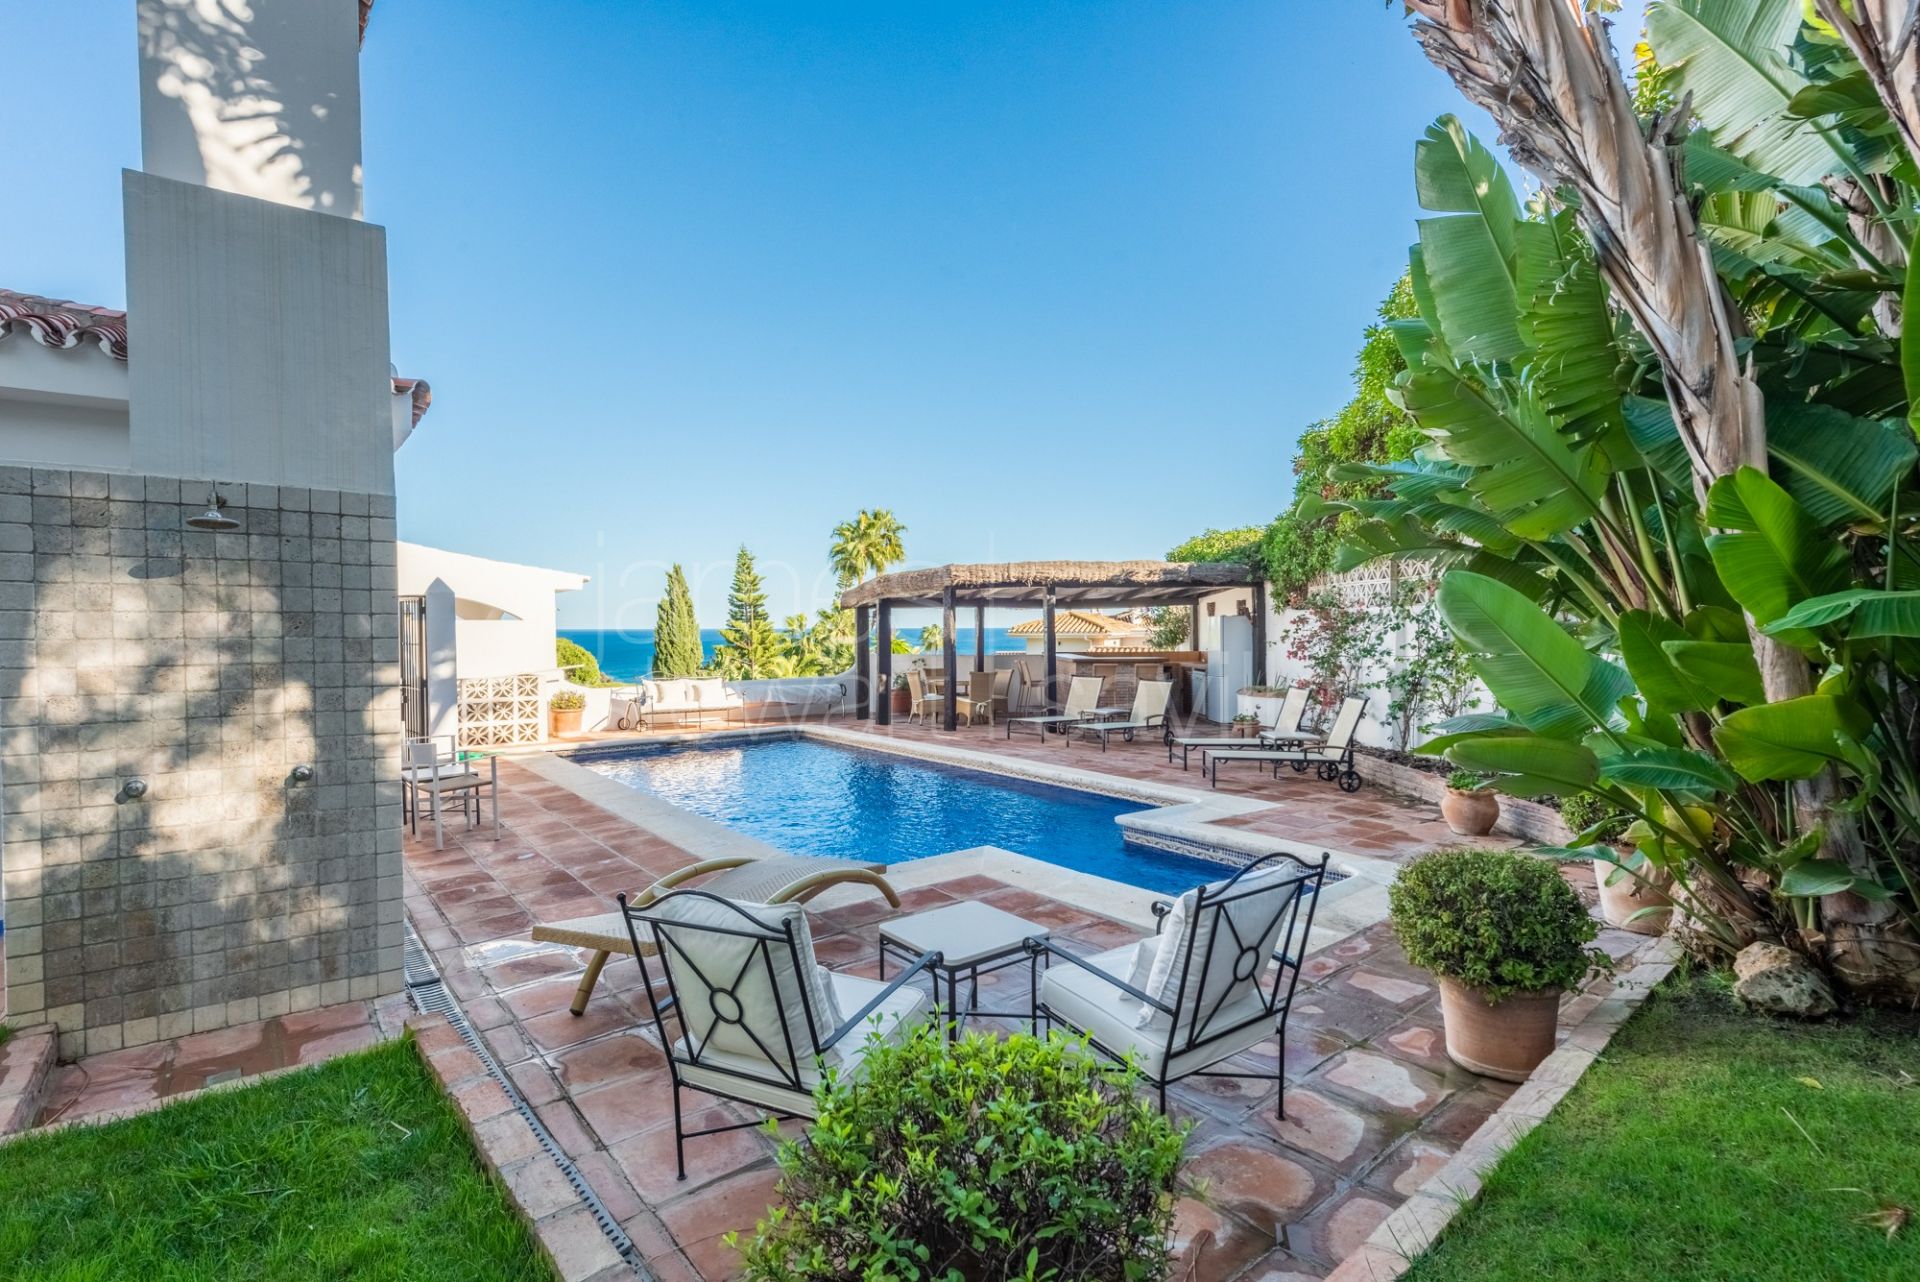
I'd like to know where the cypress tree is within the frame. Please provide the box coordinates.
[715,546,781,678]
[652,564,705,676]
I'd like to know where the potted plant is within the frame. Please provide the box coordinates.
[730,1026,1185,1280]
[1440,770,1500,836]
[890,673,911,715]
[1562,793,1675,936]
[1389,849,1609,1081]
[549,689,585,737]
[1230,711,1262,737]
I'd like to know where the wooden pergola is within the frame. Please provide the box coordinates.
[839,560,1264,731]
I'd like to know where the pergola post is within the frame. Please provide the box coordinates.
[854,604,871,720]
[1043,587,1058,712]
[876,602,893,726]
[942,586,958,731]
[1190,600,1202,651]
[1250,581,1267,687]
[973,604,986,673]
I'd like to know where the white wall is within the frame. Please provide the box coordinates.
[0,341,132,470]
[397,542,588,681]
[137,0,365,218]
[1261,584,1490,752]
[125,172,395,495]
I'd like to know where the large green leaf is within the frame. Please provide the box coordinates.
[1598,746,1742,795]
[1660,640,1767,707]
[1649,0,1872,186]
[1617,609,1717,715]
[1414,118,1526,364]
[1446,735,1600,798]
[1515,214,1627,456]
[1765,401,1916,527]
[1438,571,1633,740]
[1621,396,1694,491]
[1704,467,1851,632]
[1713,694,1872,781]
[1402,372,1605,540]
[1763,588,1920,638]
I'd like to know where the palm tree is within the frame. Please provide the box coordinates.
[829,509,908,588]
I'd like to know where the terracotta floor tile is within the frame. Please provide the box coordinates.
[549,1031,667,1091]
[658,1164,784,1281]
[616,1108,776,1203]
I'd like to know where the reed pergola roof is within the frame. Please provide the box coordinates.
[838,560,1258,610]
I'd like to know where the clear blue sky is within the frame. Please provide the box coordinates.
[3,1,1643,629]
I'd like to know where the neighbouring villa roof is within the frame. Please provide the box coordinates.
[839,560,1260,610]
[0,288,433,427]
[1005,610,1142,638]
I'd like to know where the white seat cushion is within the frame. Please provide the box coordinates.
[676,970,930,1117]
[692,678,732,705]
[1040,944,1271,1083]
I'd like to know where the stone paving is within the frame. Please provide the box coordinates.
[32,724,1587,1280]
[390,756,1637,1282]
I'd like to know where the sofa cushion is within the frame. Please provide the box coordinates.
[692,678,730,705]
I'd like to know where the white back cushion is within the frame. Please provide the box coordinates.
[1140,869,1301,1037]
[692,678,728,704]
[641,896,842,1073]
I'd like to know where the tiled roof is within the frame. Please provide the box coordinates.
[1005,610,1143,637]
[0,288,432,427]
[360,0,375,45]
[0,290,128,361]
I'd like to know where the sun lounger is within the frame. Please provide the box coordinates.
[1164,686,1314,769]
[1005,675,1104,741]
[1068,680,1172,750]
[530,854,901,1015]
[1207,696,1368,792]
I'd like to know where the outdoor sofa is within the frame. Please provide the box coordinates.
[613,677,746,730]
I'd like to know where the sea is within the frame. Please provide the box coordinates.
[560,626,1025,683]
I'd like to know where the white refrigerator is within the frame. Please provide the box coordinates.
[1205,615,1253,723]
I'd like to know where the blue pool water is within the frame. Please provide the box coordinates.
[567,736,1241,896]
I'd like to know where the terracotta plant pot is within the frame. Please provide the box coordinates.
[1436,976,1561,1082]
[550,706,583,736]
[891,686,911,715]
[1595,857,1675,936]
[1440,788,1500,837]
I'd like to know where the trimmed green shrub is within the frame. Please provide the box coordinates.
[1559,792,1631,844]
[549,690,585,712]
[1389,849,1608,999]
[731,1026,1186,1282]
[556,637,619,687]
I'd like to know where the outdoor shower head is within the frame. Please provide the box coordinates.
[186,487,241,532]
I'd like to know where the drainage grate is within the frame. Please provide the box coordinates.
[403,922,648,1278]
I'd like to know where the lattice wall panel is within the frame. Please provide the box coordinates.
[457,673,542,749]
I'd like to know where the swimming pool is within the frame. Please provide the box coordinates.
[566,736,1245,896]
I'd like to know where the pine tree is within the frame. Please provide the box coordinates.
[652,564,705,677]
[714,546,781,679]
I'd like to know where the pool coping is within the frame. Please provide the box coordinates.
[515,724,1395,943]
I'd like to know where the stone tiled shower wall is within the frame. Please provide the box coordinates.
[0,466,404,1057]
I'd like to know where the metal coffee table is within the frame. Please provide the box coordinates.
[878,901,1050,1036]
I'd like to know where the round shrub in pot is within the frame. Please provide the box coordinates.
[1388,849,1609,1082]
[730,1025,1186,1281]
[1439,770,1500,837]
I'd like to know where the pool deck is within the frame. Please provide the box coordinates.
[33,717,1612,1282]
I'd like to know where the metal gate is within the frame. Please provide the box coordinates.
[399,594,427,738]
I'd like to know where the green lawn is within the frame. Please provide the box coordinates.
[1403,976,1920,1282]
[0,1036,552,1282]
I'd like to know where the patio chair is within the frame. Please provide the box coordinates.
[402,740,500,849]
[1005,675,1105,741]
[1068,680,1172,751]
[1207,695,1368,791]
[531,854,902,1016]
[1026,850,1328,1116]
[1164,686,1310,770]
[621,888,941,1179]
[956,669,1002,726]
